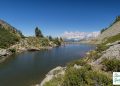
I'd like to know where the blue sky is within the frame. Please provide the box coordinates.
[0,0,120,37]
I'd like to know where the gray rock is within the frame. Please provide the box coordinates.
[0,49,9,57]
[39,66,66,86]
[93,43,120,65]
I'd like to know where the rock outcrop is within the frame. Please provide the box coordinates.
[0,49,10,57]
[39,66,66,86]
[0,48,12,63]
[93,41,120,65]
[9,37,54,52]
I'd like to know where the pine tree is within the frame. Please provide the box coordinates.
[49,36,53,41]
[35,27,43,37]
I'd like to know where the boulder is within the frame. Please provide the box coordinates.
[40,66,66,86]
[0,49,9,57]
[93,43,120,65]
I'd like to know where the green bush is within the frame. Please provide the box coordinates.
[103,33,120,45]
[87,50,101,61]
[102,58,120,72]
[53,37,61,46]
[62,66,112,86]
[96,44,108,53]
[63,67,86,86]
[39,38,50,46]
[9,48,16,53]
[0,27,20,48]
[85,71,112,86]
[44,75,63,86]
[67,58,87,67]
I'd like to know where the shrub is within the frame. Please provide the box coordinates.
[63,67,86,86]
[85,71,112,86]
[102,58,120,72]
[53,37,61,46]
[96,44,108,53]
[103,33,120,45]
[44,75,63,86]
[9,48,16,53]
[39,38,50,46]
[67,58,87,67]
[62,66,112,86]
[87,50,101,61]
[0,27,20,48]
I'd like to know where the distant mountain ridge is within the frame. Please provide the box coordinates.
[62,31,100,41]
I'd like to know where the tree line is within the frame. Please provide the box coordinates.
[35,27,64,46]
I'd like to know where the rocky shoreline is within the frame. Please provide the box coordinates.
[36,64,81,86]
[39,66,66,86]
[0,46,54,63]
[0,48,12,63]
[0,37,59,63]
[36,40,120,86]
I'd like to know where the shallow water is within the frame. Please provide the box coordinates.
[0,44,95,86]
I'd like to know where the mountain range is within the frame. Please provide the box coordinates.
[62,31,100,41]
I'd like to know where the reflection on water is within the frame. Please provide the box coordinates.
[0,44,95,86]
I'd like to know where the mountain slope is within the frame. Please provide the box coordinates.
[0,19,23,37]
[98,16,120,43]
[0,19,23,48]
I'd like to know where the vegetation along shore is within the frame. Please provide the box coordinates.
[0,19,64,63]
[36,16,120,86]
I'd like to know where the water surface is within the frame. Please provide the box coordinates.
[0,44,95,86]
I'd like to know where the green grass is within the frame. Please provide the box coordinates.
[0,27,20,48]
[39,38,50,46]
[62,66,112,86]
[96,44,108,53]
[44,75,63,86]
[103,33,120,45]
[9,48,16,53]
[67,58,87,67]
[86,50,102,61]
[102,58,120,72]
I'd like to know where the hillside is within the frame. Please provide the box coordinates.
[98,16,120,43]
[0,19,23,37]
[0,19,63,63]
[0,19,23,48]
